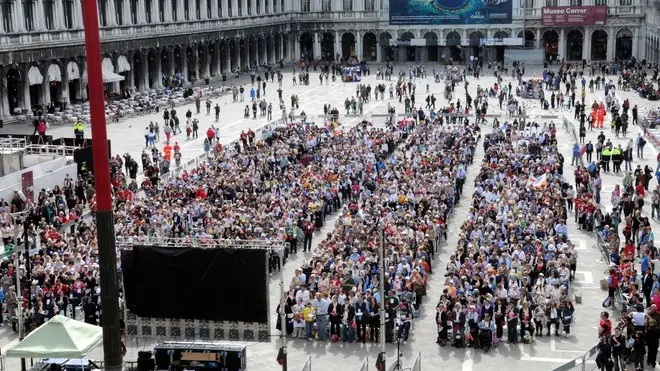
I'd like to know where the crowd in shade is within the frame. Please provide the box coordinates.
[277,116,480,344]
[432,120,578,351]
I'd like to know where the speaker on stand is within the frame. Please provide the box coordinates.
[137,350,155,371]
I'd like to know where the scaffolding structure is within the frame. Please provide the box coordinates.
[117,237,284,344]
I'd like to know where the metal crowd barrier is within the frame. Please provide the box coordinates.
[357,356,368,371]
[299,355,312,371]
[411,351,422,371]
[551,345,598,371]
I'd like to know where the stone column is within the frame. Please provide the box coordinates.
[200,0,208,18]
[313,32,320,59]
[107,0,117,25]
[152,0,161,22]
[335,31,342,60]
[606,28,615,61]
[280,37,284,61]
[582,28,591,61]
[203,43,211,78]
[164,0,172,21]
[22,74,31,111]
[1,75,9,119]
[224,43,231,74]
[376,40,381,62]
[210,0,218,16]
[188,0,196,19]
[260,0,265,13]
[356,32,363,61]
[60,64,69,105]
[633,27,640,60]
[558,28,565,60]
[123,0,132,23]
[142,56,150,91]
[156,53,163,88]
[181,50,188,81]
[177,0,185,20]
[250,0,255,14]
[14,0,26,31]
[33,0,44,31]
[138,0,146,22]
[41,70,50,104]
[235,42,241,70]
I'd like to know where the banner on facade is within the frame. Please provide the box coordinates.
[389,0,512,25]
[541,6,607,26]
[389,38,439,46]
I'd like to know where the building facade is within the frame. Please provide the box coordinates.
[0,0,650,120]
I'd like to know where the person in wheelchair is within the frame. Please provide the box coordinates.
[478,313,496,352]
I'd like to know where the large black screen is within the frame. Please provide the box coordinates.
[121,246,268,323]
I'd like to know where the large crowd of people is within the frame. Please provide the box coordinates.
[433,120,578,351]
[277,115,480,344]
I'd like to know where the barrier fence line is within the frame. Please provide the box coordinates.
[411,351,421,371]
[357,356,368,371]
[551,345,599,371]
[299,355,312,371]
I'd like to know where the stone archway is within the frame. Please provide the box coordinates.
[379,32,393,62]
[446,31,462,62]
[423,32,439,62]
[320,32,335,60]
[616,29,633,61]
[469,31,485,61]
[566,30,584,61]
[66,60,82,103]
[186,45,197,82]
[197,43,208,80]
[132,52,145,91]
[543,30,559,61]
[160,49,171,87]
[493,31,509,62]
[524,30,536,48]
[362,32,378,61]
[47,62,63,104]
[300,32,313,60]
[27,65,44,107]
[399,31,415,62]
[341,32,356,60]
[6,67,23,114]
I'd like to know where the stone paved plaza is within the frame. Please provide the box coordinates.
[0,64,656,371]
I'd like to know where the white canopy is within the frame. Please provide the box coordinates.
[117,55,131,73]
[82,67,126,83]
[5,315,103,358]
[67,61,81,80]
[48,64,62,82]
[28,66,43,86]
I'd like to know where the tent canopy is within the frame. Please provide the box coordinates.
[82,68,125,83]
[6,315,103,358]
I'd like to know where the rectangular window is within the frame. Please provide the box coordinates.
[207,0,212,17]
[524,0,533,7]
[227,0,231,16]
[301,0,310,11]
[248,0,251,14]
[44,0,55,29]
[594,0,605,4]
[184,0,190,19]
[145,0,152,22]
[256,0,260,14]
[569,0,581,5]
[116,0,124,24]
[545,0,557,6]
[195,0,201,18]
[238,0,242,15]
[343,0,351,11]
[2,0,12,31]
[265,0,269,13]
[131,0,138,23]
[364,0,373,10]
[98,0,107,25]
[171,0,177,20]
[23,0,34,31]
[322,0,330,11]
[64,0,73,27]
[281,0,284,12]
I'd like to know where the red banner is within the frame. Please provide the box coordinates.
[21,171,33,202]
[542,6,608,26]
